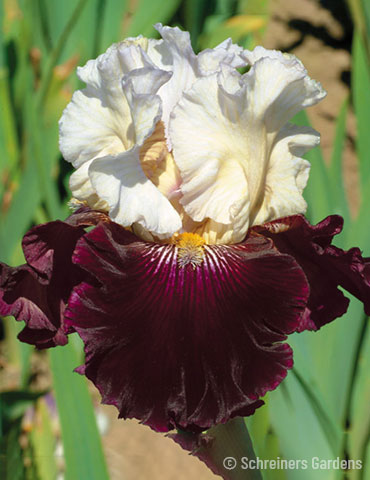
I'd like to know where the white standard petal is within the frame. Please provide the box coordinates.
[89,149,181,236]
[59,38,169,168]
[241,46,326,131]
[197,38,245,72]
[146,24,199,145]
[145,25,248,148]
[170,70,253,240]
[88,65,180,236]
[69,162,108,211]
[170,58,324,242]
[251,124,319,226]
[59,42,143,168]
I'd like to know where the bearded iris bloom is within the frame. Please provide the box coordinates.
[1,25,370,434]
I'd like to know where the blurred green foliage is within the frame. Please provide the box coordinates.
[0,0,369,479]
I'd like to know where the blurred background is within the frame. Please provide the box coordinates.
[0,0,369,479]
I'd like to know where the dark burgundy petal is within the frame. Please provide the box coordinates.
[0,209,107,348]
[67,222,309,432]
[255,215,370,331]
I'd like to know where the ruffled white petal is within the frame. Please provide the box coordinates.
[59,42,146,167]
[242,47,326,131]
[60,28,326,244]
[145,24,198,145]
[170,70,253,238]
[198,38,245,72]
[147,24,246,147]
[89,149,181,235]
[170,48,325,242]
[251,124,319,226]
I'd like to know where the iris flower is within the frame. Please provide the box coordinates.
[1,25,370,434]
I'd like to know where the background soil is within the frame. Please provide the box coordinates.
[100,1,358,479]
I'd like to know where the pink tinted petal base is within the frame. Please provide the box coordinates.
[66,221,309,432]
[255,215,370,331]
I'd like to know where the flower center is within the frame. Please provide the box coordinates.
[172,232,206,268]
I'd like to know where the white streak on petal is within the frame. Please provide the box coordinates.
[89,150,181,236]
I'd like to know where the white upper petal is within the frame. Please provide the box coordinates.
[60,37,181,237]
[170,48,326,242]
[170,70,252,240]
[242,47,326,131]
[60,30,326,244]
[251,124,319,226]
[146,24,247,147]
[197,38,245,72]
[59,42,146,167]
[89,149,181,236]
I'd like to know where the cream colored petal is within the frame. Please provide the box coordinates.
[251,124,319,226]
[241,48,326,131]
[59,88,127,168]
[122,67,171,145]
[198,38,245,72]
[89,149,181,236]
[69,162,109,211]
[59,44,138,167]
[170,72,253,229]
[59,41,166,168]
[170,57,325,242]
[146,24,198,144]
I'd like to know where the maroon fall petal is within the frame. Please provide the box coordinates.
[66,222,309,432]
[255,215,370,331]
[0,209,107,348]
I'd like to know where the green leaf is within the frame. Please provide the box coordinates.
[353,32,370,194]
[328,96,351,233]
[0,68,19,199]
[348,318,370,479]
[29,398,58,480]
[49,341,109,480]
[293,110,333,223]
[183,0,211,48]
[267,373,337,480]
[124,0,182,38]
[0,419,25,480]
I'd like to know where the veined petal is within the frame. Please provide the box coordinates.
[89,150,181,236]
[0,210,106,348]
[255,215,370,330]
[66,222,309,432]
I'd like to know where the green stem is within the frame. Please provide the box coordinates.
[174,417,262,480]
